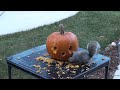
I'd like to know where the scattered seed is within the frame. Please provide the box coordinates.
[47,64,51,67]
[66,77,72,79]
[36,65,40,68]
[35,56,54,64]
[36,70,41,73]
[58,74,61,77]
[56,71,59,74]
[102,58,105,60]
[86,68,89,71]
[70,71,76,74]
[48,73,50,74]
[33,65,36,67]
[17,57,20,60]
[62,72,65,74]
[52,77,55,79]
[42,67,47,70]
[75,65,80,68]
[43,53,49,57]
[33,65,41,68]
[56,61,64,66]
[46,70,50,72]
[81,65,85,68]
[81,69,84,72]
[65,65,70,69]
[66,69,70,72]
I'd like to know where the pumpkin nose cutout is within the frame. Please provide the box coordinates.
[61,52,66,57]
[68,46,72,54]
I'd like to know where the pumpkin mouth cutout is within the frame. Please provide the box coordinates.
[69,46,72,50]
[61,52,66,57]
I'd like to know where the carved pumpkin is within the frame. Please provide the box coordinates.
[46,24,79,61]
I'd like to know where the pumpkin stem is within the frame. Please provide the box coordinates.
[59,24,64,35]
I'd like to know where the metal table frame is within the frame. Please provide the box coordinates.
[7,61,109,79]
[6,45,110,79]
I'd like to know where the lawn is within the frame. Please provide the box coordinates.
[0,11,120,79]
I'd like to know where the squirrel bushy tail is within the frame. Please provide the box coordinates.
[87,41,101,58]
[87,41,101,65]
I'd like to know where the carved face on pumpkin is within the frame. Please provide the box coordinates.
[46,24,79,61]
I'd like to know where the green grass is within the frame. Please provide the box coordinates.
[0,11,120,79]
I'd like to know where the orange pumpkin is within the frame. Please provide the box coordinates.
[46,24,79,61]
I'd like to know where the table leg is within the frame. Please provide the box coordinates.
[105,66,109,79]
[8,65,12,79]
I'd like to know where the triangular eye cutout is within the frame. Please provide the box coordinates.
[53,46,57,50]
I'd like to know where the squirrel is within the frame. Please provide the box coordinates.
[68,41,101,65]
